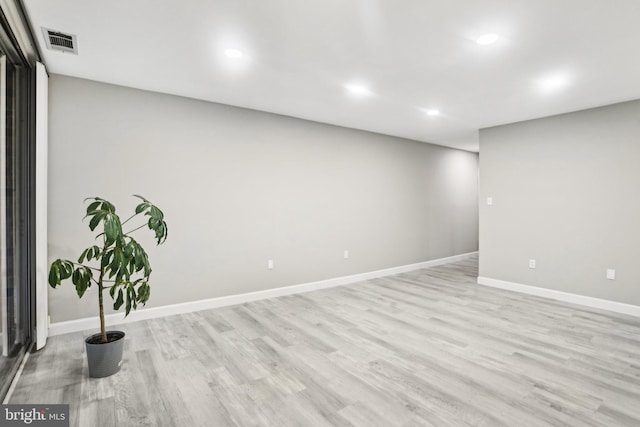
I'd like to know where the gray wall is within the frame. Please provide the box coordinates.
[48,75,479,323]
[479,99,640,305]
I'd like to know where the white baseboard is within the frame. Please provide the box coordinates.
[48,251,478,336]
[477,276,640,317]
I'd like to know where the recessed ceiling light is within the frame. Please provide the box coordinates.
[224,48,244,59]
[344,83,372,96]
[425,109,440,117]
[537,74,570,92]
[476,34,499,45]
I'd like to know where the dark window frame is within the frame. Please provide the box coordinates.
[0,2,38,402]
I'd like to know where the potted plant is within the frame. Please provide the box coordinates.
[48,195,168,378]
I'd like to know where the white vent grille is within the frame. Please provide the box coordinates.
[42,28,78,54]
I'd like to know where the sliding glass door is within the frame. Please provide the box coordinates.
[0,48,36,401]
[0,0,41,401]
[2,52,22,370]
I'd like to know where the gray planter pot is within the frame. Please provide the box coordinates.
[85,331,125,378]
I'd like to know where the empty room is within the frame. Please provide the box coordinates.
[1,1,639,426]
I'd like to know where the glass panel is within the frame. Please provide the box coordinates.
[0,52,30,398]
[0,54,9,371]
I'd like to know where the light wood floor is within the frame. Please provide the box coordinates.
[10,256,640,426]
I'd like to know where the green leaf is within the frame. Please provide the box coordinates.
[102,200,116,214]
[102,249,113,269]
[142,252,151,277]
[114,289,124,310]
[73,268,89,298]
[110,247,121,272]
[128,238,149,274]
[118,248,125,273]
[155,222,167,244]
[137,282,150,304]
[78,248,89,264]
[135,202,148,214]
[104,214,121,246]
[48,262,61,287]
[86,200,101,215]
[85,268,94,284]
[125,287,133,316]
[88,211,106,231]
[150,205,164,220]
[130,285,138,310]
[76,284,87,298]
[123,241,132,258]
[60,261,74,280]
[87,245,101,261]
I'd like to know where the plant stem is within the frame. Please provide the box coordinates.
[120,213,137,226]
[70,261,101,272]
[98,285,107,343]
[98,248,108,343]
[123,223,146,235]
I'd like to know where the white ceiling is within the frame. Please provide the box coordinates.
[22,0,640,152]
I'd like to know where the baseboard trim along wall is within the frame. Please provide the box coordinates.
[48,251,478,336]
[477,276,640,317]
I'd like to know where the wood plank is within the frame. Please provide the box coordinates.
[9,255,640,426]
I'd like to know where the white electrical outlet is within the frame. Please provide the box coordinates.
[487,197,493,206]
[267,259,274,270]
[344,250,349,259]
[529,259,536,269]
[606,269,616,280]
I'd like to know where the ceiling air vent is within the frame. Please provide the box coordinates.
[42,28,78,54]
